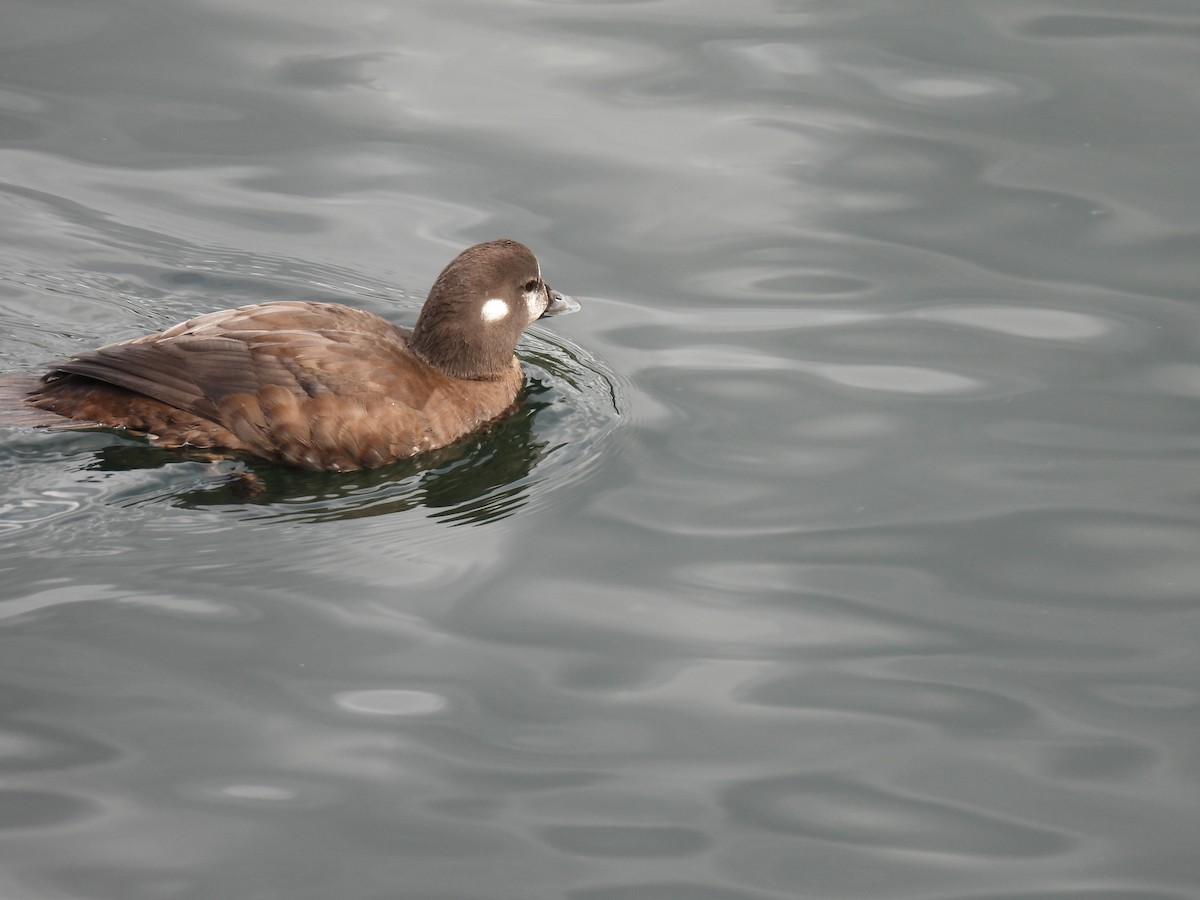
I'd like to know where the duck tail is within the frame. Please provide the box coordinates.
[0,374,73,426]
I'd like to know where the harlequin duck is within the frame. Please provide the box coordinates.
[0,239,580,471]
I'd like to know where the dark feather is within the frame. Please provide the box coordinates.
[0,240,571,470]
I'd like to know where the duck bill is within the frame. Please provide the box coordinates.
[540,288,581,318]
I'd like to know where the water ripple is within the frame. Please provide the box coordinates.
[0,788,100,831]
[743,673,1036,736]
[536,823,710,859]
[1016,13,1200,40]
[723,773,1070,857]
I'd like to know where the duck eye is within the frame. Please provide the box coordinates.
[524,278,540,293]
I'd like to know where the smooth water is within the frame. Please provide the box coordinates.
[3,1,1200,898]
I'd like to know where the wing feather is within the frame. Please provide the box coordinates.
[45,303,432,421]
[18,301,524,469]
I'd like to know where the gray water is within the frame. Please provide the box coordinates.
[2,1,1200,898]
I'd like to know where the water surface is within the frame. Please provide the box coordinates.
[2,1,1200,898]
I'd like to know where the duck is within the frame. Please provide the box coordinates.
[0,239,580,471]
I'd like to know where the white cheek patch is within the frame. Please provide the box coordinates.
[524,287,544,320]
[480,297,510,322]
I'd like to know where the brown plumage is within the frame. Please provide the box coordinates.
[0,239,580,471]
